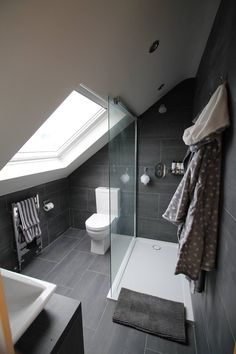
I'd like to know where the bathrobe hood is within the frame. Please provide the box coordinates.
[183,83,230,146]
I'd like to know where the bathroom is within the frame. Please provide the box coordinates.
[0,0,236,353]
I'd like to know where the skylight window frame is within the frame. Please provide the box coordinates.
[0,85,111,183]
[10,88,107,163]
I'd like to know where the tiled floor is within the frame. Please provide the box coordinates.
[22,228,197,354]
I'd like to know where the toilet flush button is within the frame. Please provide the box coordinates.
[152,244,161,251]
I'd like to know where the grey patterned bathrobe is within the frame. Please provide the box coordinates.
[163,136,221,281]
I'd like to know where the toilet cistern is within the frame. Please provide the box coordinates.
[85,187,120,255]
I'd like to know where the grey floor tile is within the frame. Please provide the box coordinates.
[75,234,91,253]
[88,251,110,275]
[145,350,162,354]
[70,270,110,331]
[146,323,196,354]
[87,300,146,354]
[63,227,87,239]
[55,285,73,297]
[45,249,97,288]
[39,236,79,262]
[83,326,95,353]
[177,323,197,354]
[22,257,56,279]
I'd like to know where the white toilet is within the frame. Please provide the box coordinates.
[85,187,120,255]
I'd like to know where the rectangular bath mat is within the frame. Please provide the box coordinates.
[113,288,186,343]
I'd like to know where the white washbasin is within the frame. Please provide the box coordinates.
[0,268,56,344]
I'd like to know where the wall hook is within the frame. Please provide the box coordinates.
[140,167,151,185]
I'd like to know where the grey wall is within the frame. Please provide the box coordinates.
[137,79,194,242]
[0,178,69,270]
[68,145,109,229]
[190,0,236,353]
[68,79,195,241]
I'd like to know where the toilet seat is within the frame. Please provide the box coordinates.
[85,213,115,232]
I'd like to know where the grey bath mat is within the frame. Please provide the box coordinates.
[113,288,186,343]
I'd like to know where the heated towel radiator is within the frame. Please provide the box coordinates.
[12,194,42,271]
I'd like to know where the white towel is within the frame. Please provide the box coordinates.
[183,83,230,146]
[17,197,41,244]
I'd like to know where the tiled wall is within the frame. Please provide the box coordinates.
[68,80,195,241]
[190,0,236,353]
[137,79,194,242]
[68,122,136,236]
[0,178,69,270]
[68,145,109,229]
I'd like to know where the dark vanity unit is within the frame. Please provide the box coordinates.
[15,294,84,354]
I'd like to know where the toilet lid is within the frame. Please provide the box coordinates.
[86,213,116,231]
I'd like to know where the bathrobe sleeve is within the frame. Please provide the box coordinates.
[162,148,203,227]
[163,140,221,280]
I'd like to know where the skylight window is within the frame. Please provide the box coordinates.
[0,87,115,182]
[13,90,106,158]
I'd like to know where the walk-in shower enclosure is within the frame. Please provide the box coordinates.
[108,97,137,298]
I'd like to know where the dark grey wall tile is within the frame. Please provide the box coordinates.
[117,216,135,236]
[68,146,110,231]
[157,218,177,239]
[160,140,187,165]
[69,164,108,188]
[44,178,68,194]
[119,138,136,166]
[158,194,172,217]
[71,209,93,229]
[0,225,14,251]
[138,138,161,166]
[137,81,193,241]
[190,1,236,353]
[87,189,96,213]
[5,185,46,212]
[63,228,87,239]
[138,218,159,239]
[0,178,70,270]
[138,193,159,219]
[86,145,108,166]
[0,196,11,230]
[191,300,210,354]
[120,191,135,217]
[0,246,18,270]
[211,209,236,339]
[70,187,88,210]
[48,210,70,243]
[138,217,177,243]
[138,114,189,140]
[40,221,49,248]
[205,282,235,354]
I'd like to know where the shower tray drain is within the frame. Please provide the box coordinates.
[152,244,162,251]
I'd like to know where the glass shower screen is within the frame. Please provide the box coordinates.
[108,97,137,298]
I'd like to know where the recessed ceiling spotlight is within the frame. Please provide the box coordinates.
[158,83,165,91]
[149,40,160,53]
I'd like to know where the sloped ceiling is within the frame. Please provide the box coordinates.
[0,0,220,194]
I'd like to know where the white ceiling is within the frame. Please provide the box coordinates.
[0,0,220,194]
